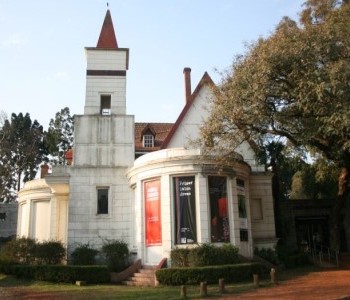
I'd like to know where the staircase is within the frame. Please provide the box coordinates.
[123,265,157,286]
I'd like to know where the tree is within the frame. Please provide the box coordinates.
[200,0,350,249]
[0,111,14,203]
[0,113,46,201]
[44,107,74,165]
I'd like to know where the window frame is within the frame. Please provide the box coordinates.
[100,95,111,115]
[143,134,154,148]
[97,187,109,215]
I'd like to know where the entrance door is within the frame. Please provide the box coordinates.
[295,216,329,251]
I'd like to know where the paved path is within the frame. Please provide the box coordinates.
[226,268,350,300]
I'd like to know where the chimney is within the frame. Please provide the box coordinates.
[183,67,192,103]
[40,164,49,179]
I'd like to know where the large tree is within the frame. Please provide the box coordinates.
[200,0,350,249]
[0,113,45,202]
[44,107,74,165]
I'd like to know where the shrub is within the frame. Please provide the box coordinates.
[35,240,66,265]
[101,239,129,272]
[156,262,267,285]
[70,243,99,265]
[0,237,36,264]
[254,247,279,265]
[170,243,239,267]
[276,243,310,268]
[188,243,219,266]
[170,247,190,267]
[2,264,110,283]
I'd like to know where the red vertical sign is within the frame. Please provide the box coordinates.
[144,180,162,246]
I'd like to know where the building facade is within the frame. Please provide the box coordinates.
[17,9,277,266]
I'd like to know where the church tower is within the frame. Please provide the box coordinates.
[67,9,135,253]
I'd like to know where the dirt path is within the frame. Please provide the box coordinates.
[226,268,350,300]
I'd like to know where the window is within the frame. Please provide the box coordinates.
[173,176,197,244]
[240,229,249,241]
[143,135,154,148]
[100,95,111,115]
[97,188,109,214]
[208,176,230,243]
[0,212,6,221]
[237,178,249,241]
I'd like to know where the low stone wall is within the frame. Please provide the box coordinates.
[110,259,142,283]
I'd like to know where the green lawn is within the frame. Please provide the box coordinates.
[0,266,317,299]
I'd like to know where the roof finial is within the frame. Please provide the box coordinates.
[107,2,109,8]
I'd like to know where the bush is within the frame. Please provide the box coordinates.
[101,239,129,272]
[156,262,267,285]
[254,247,279,265]
[276,243,310,268]
[1,264,110,283]
[35,240,66,265]
[170,247,190,267]
[170,243,239,267]
[188,243,219,266]
[70,243,99,265]
[0,238,66,265]
[0,237,36,264]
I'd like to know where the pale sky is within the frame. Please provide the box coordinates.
[0,0,304,128]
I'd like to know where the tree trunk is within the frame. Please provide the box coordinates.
[17,170,21,191]
[330,167,350,251]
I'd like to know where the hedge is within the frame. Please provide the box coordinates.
[0,264,110,284]
[155,262,267,285]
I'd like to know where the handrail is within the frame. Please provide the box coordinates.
[308,244,339,267]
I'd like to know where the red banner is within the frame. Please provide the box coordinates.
[144,179,162,246]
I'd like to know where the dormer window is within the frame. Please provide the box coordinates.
[141,124,156,148]
[100,95,111,115]
[143,135,154,148]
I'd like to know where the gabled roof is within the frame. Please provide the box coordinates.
[140,123,156,139]
[161,72,215,149]
[135,123,174,153]
[97,9,118,48]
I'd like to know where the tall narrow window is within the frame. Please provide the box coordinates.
[100,95,111,115]
[97,188,109,214]
[173,176,197,244]
[237,179,248,241]
[208,176,230,242]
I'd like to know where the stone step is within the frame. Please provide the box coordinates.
[123,265,157,287]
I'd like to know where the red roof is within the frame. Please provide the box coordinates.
[135,123,173,153]
[97,9,118,48]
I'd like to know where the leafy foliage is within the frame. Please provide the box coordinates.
[170,244,239,267]
[101,239,129,272]
[254,247,279,265]
[0,113,45,202]
[34,240,66,265]
[44,107,74,165]
[70,243,99,265]
[200,0,350,249]
[0,237,65,265]
[156,263,266,285]
[0,264,110,284]
[0,237,36,264]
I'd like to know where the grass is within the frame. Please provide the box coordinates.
[0,266,319,299]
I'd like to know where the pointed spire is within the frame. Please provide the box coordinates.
[97,9,118,48]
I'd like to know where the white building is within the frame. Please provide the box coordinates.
[17,9,277,266]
